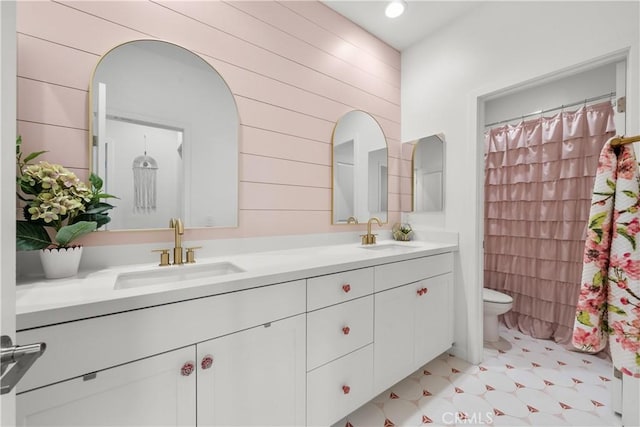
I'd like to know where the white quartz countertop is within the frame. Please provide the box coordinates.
[16,240,457,330]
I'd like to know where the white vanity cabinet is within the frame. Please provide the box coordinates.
[15,246,457,427]
[374,253,454,393]
[16,280,306,426]
[306,268,375,426]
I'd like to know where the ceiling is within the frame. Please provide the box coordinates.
[322,1,481,51]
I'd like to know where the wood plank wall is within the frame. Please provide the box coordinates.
[16,0,403,246]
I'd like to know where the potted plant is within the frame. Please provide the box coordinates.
[15,136,116,279]
[392,223,413,241]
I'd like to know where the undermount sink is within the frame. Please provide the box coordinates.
[360,243,418,252]
[114,262,244,290]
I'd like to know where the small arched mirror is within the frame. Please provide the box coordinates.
[411,134,445,212]
[332,111,388,224]
[90,40,238,230]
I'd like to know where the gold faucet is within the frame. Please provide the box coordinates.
[169,218,184,265]
[347,216,358,224]
[362,217,382,245]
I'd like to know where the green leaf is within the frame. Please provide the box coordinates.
[589,212,608,230]
[89,173,103,191]
[608,305,627,315]
[83,202,115,215]
[74,212,111,228]
[16,221,51,250]
[54,221,97,247]
[19,179,39,196]
[607,178,616,190]
[617,227,636,250]
[623,190,637,199]
[593,270,604,287]
[577,311,594,327]
[636,353,640,368]
[95,192,118,200]
[94,214,111,228]
[23,150,47,164]
[593,228,603,244]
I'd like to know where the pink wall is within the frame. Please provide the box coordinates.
[15,0,402,246]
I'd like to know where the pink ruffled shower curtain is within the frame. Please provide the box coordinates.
[484,101,616,343]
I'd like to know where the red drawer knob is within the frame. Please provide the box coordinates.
[181,361,195,376]
[342,385,351,395]
[342,284,351,293]
[417,287,428,296]
[201,355,214,370]
[342,326,351,335]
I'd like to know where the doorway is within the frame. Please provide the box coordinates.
[477,55,628,418]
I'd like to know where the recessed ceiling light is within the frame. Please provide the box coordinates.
[385,0,407,18]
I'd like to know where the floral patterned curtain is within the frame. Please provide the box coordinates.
[484,101,616,343]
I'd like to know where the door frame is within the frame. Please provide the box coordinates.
[0,0,17,424]
[473,48,633,419]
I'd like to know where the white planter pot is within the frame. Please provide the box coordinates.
[39,246,83,279]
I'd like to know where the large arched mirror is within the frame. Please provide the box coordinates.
[332,111,388,224]
[411,134,445,212]
[90,40,238,230]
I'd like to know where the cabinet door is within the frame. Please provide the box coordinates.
[414,273,453,369]
[197,314,306,426]
[16,346,196,426]
[374,284,414,393]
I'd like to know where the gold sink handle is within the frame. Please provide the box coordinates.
[152,249,171,267]
[185,246,202,264]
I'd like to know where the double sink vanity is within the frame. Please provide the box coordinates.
[11,35,455,426]
[15,238,457,426]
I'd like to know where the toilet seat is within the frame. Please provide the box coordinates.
[483,288,512,304]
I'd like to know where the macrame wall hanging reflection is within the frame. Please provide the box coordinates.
[132,135,158,213]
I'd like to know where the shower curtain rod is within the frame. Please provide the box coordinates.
[484,91,616,128]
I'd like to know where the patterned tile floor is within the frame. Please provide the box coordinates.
[335,324,622,426]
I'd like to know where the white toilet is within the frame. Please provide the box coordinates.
[483,288,513,342]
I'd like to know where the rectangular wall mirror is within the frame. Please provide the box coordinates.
[410,134,445,212]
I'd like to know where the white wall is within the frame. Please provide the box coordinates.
[485,62,617,126]
[401,1,640,364]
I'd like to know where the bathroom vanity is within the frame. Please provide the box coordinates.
[14,241,456,426]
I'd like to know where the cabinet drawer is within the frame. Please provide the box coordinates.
[307,344,373,427]
[16,280,305,392]
[307,267,374,311]
[307,296,373,371]
[375,253,453,292]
